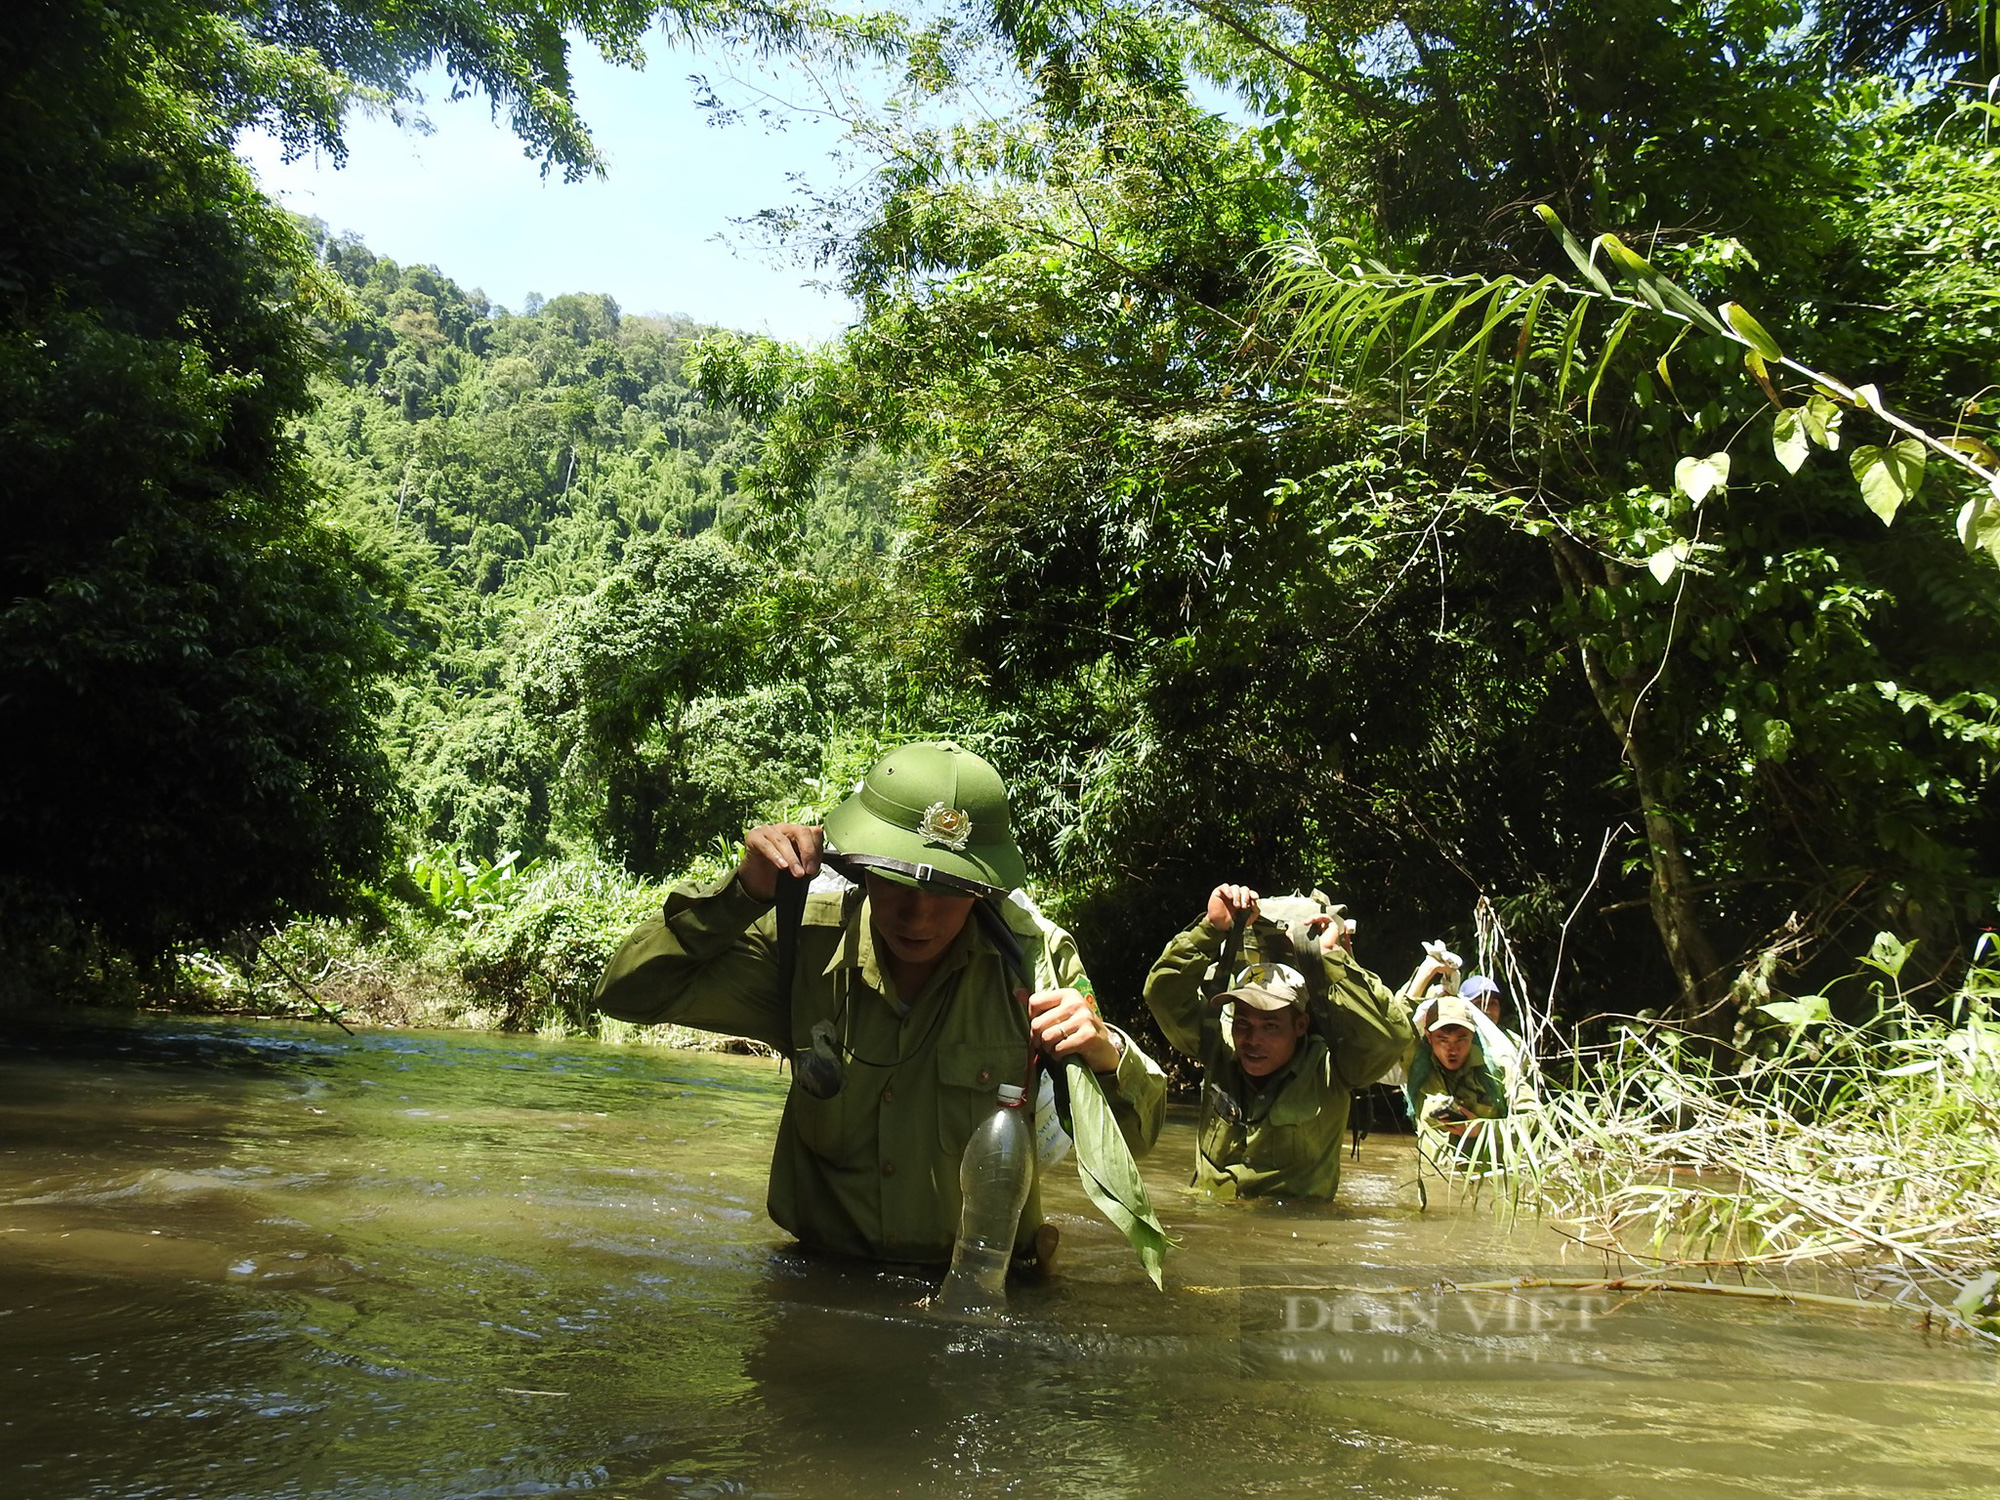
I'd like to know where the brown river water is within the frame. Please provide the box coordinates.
[2,1012,1995,1500]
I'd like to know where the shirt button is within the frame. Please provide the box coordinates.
[881,1086,895,1104]
[975,1068,991,1085]
[882,1161,896,1177]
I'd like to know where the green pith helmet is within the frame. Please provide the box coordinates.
[822,741,1027,896]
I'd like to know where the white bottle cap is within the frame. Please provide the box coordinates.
[996,1083,1027,1105]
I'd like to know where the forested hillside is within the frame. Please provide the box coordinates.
[295,231,910,876]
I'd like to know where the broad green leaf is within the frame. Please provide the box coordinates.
[1961,484,2000,566]
[1851,440,1925,524]
[1758,995,1832,1027]
[1720,301,1783,360]
[1772,407,1810,473]
[1646,542,1688,584]
[1803,393,1842,450]
[1674,451,1730,504]
[1749,715,1793,761]
[1063,1057,1170,1288]
[1861,931,1912,978]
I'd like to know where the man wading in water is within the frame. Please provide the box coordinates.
[1144,884,1411,1200]
[594,741,1165,1264]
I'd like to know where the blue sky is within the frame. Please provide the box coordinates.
[238,44,862,344]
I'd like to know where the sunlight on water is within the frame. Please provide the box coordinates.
[2,1012,1994,1500]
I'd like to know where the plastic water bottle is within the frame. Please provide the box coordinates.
[936,1082,1033,1315]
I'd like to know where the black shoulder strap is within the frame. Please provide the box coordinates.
[773,869,809,1013]
[971,896,1030,989]
[971,896,1072,1128]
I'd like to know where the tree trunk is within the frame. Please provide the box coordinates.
[1551,539,1730,1026]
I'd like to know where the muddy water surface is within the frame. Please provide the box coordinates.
[2,1013,1993,1499]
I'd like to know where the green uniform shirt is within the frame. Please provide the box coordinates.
[594,875,1165,1262]
[1403,1018,1535,1141]
[1143,917,1412,1200]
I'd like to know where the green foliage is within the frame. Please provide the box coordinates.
[290,231,916,882]
[0,0,914,986]
[405,847,537,923]
[516,531,772,869]
[0,0,398,959]
[691,0,2000,1029]
[220,0,904,180]
[453,857,667,1031]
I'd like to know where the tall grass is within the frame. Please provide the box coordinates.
[1490,933,2000,1335]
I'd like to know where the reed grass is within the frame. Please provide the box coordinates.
[1414,933,2000,1338]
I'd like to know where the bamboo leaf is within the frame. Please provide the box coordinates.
[1585,304,1640,423]
[1745,348,1782,407]
[1851,440,1926,525]
[1554,298,1590,412]
[1440,281,1537,407]
[1534,204,1612,293]
[1938,434,2000,467]
[1508,279,1554,431]
[1596,232,1654,279]
[1650,273,1729,337]
[1721,301,1784,360]
[1064,1057,1171,1288]
[1402,279,1506,366]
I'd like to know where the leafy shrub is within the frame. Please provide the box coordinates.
[453,855,665,1031]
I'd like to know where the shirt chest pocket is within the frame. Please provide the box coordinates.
[1238,1078,1327,1171]
[1243,1119,1309,1172]
[935,1042,1027,1155]
[1199,1103,1246,1169]
[787,1074,875,1164]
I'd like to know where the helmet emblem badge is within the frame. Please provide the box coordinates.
[918,802,972,850]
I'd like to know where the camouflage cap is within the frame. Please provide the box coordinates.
[1426,995,1482,1033]
[822,741,1027,896]
[1218,961,1309,1013]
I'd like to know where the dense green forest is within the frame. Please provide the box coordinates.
[4,0,1998,1060]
